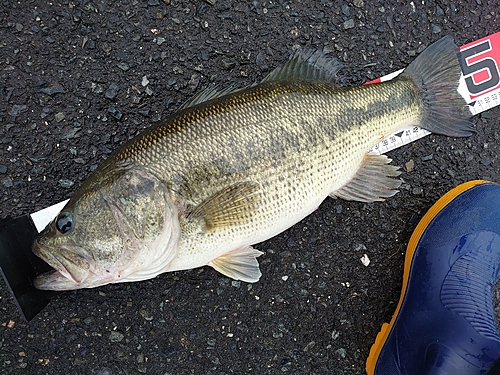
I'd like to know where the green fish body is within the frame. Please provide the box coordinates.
[33,36,473,290]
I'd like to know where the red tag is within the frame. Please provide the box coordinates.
[457,32,500,100]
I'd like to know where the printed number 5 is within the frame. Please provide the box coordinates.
[457,40,500,95]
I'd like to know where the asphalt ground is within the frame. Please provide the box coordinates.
[1,1,499,374]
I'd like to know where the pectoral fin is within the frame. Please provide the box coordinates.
[189,182,261,231]
[209,246,264,283]
[331,153,402,202]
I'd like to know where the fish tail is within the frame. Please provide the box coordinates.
[401,36,475,137]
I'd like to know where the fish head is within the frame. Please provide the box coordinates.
[33,167,180,291]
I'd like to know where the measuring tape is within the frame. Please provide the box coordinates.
[368,31,500,155]
[30,32,500,232]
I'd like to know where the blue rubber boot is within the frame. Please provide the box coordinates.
[366,180,500,375]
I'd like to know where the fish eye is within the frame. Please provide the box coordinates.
[56,212,74,234]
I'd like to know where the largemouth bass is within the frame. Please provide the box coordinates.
[33,36,474,290]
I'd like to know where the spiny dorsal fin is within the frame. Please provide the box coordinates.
[179,85,244,110]
[331,153,402,202]
[262,49,343,84]
[209,245,264,283]
[189,182,261,231]
[179,50,342,110]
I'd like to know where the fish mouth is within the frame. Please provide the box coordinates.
[32,241,92,291]
[33,269,82,291]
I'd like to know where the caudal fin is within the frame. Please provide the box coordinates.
[401,36,475,137]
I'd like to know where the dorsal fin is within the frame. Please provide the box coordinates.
[179,85,244,110]
[262,49,343,84]
[178,49,342,110]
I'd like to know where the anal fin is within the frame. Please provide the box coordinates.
[331,153,402,202]
[209,245,264,283]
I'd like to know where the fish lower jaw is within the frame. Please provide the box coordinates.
[33,269,118,291]
[33,270,82,291]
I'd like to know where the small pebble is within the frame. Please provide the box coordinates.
[221,59,235,70]
[139,309,153,321]
[109,331,124,342]
[481,157,491,166]
[117,62,130,71]
[108,106,123,120]
[105,83,119,99]
[54,112,65,122]
[1,175,13,188]
[481,111,492,119]
[421,154,433,161]
[432,24,442,34]
[343,19,355,30]
[188,74,200,90]
[92,83,104,94]
[405,159,415,172]
[412,186,423,195]
[303,341,316,352]
[341,4,350,16]
[166,77,177,88]
[9,104,27,117]
[61,127,81,139]
[40,84,65,96]
[386,15,393,29]
[360,254,370,267]
[231,281,241,288]
[95,368,112,375]
[172,66,184,74]
[354,243,366,251]
[59,179,74,189]
[336,348,347,358]
[0,165,7,174]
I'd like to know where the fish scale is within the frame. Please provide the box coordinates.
[32,37,475,290]
[130,80,412,197]
[141,80,421,272]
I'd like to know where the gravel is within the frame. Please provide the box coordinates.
[1,1,500,374]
